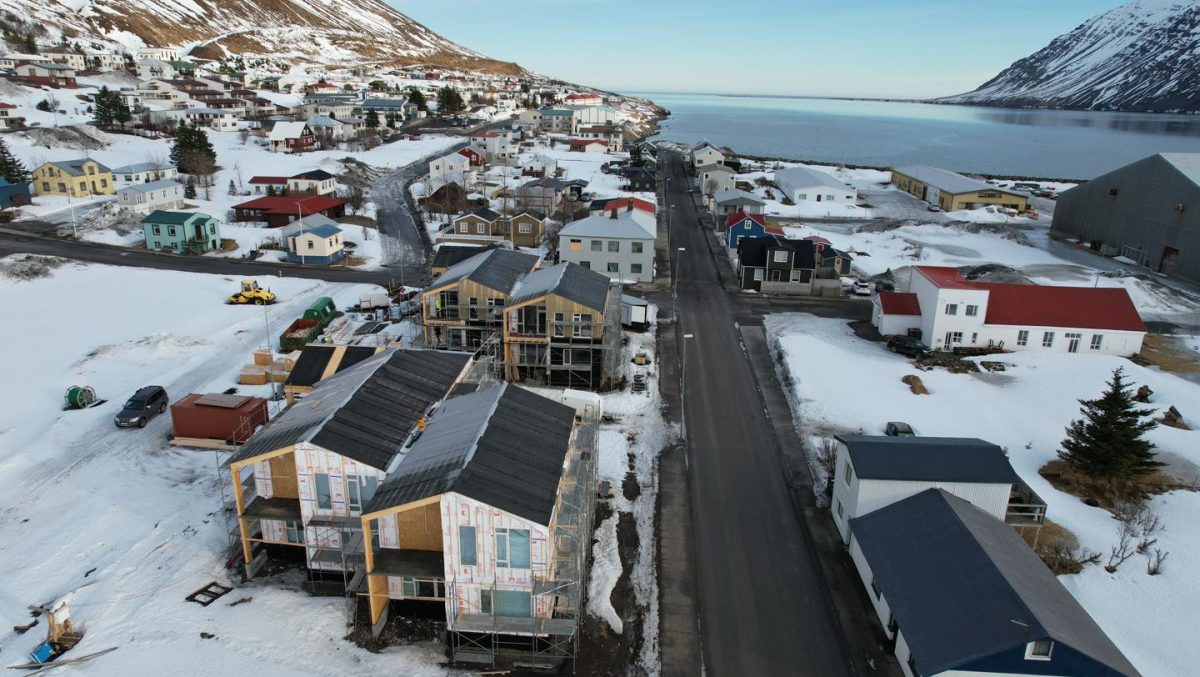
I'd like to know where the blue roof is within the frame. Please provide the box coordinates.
[304,223,342,237]
[122,179,182,193]
[112,162,176,174]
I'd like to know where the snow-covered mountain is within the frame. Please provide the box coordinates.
[940,0,1200,112]
[0,0,522,74]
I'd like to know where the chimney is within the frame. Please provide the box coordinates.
[609,209,618,220]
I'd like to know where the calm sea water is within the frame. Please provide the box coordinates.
[640,92,1200,180]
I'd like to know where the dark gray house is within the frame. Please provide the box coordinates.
[1051,153,1200,283]
[850,489,1140,677]
[736,234,850,295]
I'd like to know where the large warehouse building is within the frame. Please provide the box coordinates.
[1051,153,1200,284]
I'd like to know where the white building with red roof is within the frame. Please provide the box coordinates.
[872,266,1146,356]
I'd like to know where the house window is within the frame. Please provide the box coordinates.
[606,262,619,273]
[945,303,958,316]
[100,179,107,188]
[518,222,531,234]
[631,263,643,275]
[1017,330,1029,346]
[460,526,477,566]
[476,223,486,234]
[843,461,853,485]
[1042,331,1055,348]
[285,520,304,544]
[315,473,332,510]
[307,241,314,249]
[799,194,807,200]
[553,312,565,337]
[495,528,531,569]
[345,475,377,513]
[167,226,176,237]
[607,240,619,253]
[41,182,50,191]
[573,313,592,338]
[949,331,963,344]
[965,304,978,317]
[753,269,764,281]
[152,225,161,236]
[1026,640,1054,661]
[631,241,644,254]
[835,499,843,518]
[591,239,602,252]
[1090,335,1103,350]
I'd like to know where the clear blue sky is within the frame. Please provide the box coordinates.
[386,0,1128,98]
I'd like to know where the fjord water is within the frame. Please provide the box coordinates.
[644,92,1200,179]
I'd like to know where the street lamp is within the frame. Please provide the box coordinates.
[295,194,322,265]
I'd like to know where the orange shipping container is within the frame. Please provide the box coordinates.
[170,393,269,443]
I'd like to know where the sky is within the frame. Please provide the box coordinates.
[386,0,1131,99]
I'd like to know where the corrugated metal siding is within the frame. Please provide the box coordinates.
[856,479,1010,522]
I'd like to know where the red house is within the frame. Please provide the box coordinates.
[232,195,346,228]
[15,62,77,88]
[248,176,289,194]
[568,138,609,153]
[457,147,486,167]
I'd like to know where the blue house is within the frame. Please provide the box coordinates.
[0,178,31,209]
[142,211,222,254]
[849,489,1140,677]
[725,211,780,251]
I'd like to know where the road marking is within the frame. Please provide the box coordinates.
[683,333,694,339]
[678,247,686,251]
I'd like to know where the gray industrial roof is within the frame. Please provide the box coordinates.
[775,166,852,191]
[428,248,540,294]
[229,349,470,470]
[1159,153,1200,186]
[509,262,610,311]
[893,165,1022,197]
[835,436,1018,484]
[851,490,1140,677]
[364,383,576,525]
[713,188,765,206]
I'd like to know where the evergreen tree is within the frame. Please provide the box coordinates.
[184,175,197,199]
[22,33,35,53]
[1058,367,1163,479]
[36,99,52,112]
[365,109,380,129]
[266,184,277,196]
[170,122,216,174]
[385,112,396,129]
[0,137,30,184]
[406,87,427,112]
[227,179,237,196]
[92,86,114,129]
[436,86,465,115]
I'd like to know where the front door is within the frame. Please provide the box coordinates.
[944,331,954,350]
[1161,246,1180,276]
[194,223,204,239]
[1066,332,1082,353]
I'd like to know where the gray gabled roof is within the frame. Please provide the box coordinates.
[228,350,470,471]
[892,165,1023,198]
[364,383,575,525]
[1158,153,1200,187]
[120,179,182,193]
[509,261,611,311]
[851,490,1140,677]
[695,163,734,175]
[428,248,540,294]
[775,166,852,192]
[714,188,765,206]
[112,162,176,174]
[835,436,1018,484]
[559,210,655,240]
[49,158,112,177]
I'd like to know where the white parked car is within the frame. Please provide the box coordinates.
[853,280,872,296]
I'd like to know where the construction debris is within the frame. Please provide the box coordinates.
[185,582,233,607]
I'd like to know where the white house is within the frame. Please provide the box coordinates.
[40,51,87,71]
[830,435,1021,544]
[429,151,472,185]
[137,47,180,62]
[696,164,736,195]
[558,206,656,283]
[774,166,857,203]
[471,131,514,163]
[287,170,338,195]
[184,108,239,132]
[87,52,127,72]
[871,266,1147,356]
[117,179,185,214]
[135,59,175,80]
[569,104,617,131]
[691,142,725,168]
[849,489,1140,677]
[522,153,557,177]
[112,162,179,185]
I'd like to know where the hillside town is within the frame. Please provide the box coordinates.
[0,4,1198,677]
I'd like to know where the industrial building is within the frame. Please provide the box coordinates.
[891,165,1028,212]
[1051,153,1200,284]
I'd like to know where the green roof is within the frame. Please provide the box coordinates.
[143,210,207,225]
[167,60,195,69]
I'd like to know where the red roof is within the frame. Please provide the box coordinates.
[234,195,344,215]
[726,211,765,227]
[457,147,482,157]
[803,235,832,246]
[569,138,608,148]
[248,176,288,184]
[915,266,1145,332]
[0,103,15,109]
[879,292,922,316]
[599,197,656,214]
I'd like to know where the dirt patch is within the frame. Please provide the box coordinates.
[901,374,928,395]
[0,254,68,280]
[217,239,240,254]
[17,125,110,151]
[1039,459,1177,511]
[1138,334,1200,374]
[915,352,982,373]
[1021,519,1098,575]
[346,599,447,654]
[576,506,648,677]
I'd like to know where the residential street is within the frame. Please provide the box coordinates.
[659,151,857,676]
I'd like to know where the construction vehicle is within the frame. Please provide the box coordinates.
[228,279,277,305]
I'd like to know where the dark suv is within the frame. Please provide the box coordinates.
[886,335,931,358]
[115,386,169,428]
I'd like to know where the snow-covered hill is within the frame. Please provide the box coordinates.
[940,0,1200,113]
[0,0,522,74]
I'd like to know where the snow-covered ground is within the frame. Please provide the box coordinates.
[0,257,468,676]
[765,313,1200,677]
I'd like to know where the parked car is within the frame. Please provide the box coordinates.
[114,385,169,428]
[926,204,941,212]
[885,421,916,437]
[886,335,931,358]
[852,279,872,296]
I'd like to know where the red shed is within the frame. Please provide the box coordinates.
[170,393,269,443]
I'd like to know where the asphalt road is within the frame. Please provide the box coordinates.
[662,152,851,676]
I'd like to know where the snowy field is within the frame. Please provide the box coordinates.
[765,313,1200,677]
[0,257,469,676]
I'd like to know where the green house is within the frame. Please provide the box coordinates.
[167,60,197,76]
[142,211,222,254]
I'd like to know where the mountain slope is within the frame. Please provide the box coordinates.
[940,0,1200,113]
[0,0,522,74]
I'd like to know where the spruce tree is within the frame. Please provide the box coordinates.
[1058,367,1163,480]
[228,179,236,195]
[407,87,427,112]
[436,86,465,115]
[92,86,114,129]
[0,137,29,184]
[184,176,197,199]
[365,109,380,129]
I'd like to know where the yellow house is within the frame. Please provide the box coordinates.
[891,165,1028,213]
[32,159,115,197]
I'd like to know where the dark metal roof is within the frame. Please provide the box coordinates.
[285,345,336,387]
[365,384,575,525]
[428,248,540,294]
[432,244,495,269]
[851,490,1140,677]
[835,436,1018,484]
[737,235,817,269]
[509,262,611,311]
[230,350,470,470]
[337,345,380,373]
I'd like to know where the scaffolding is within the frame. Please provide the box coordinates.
[502,285,623,391]
[447,417,599,670]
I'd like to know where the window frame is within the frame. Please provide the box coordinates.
[945,303,958,316]
[1017,330,1029,346]
[1042,331,1055,348]
[1025,640,1054,661]
[459,525,477,567]
[315,472,332,510]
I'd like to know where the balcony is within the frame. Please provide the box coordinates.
[370,548,445,578]
[1006,479,1047,527]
